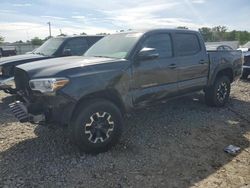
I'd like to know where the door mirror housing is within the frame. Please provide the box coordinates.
[62,48,72,56]
[137,47,159,61]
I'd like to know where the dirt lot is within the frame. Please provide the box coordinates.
[0,80,249,188]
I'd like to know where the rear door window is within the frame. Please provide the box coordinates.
[175,33,201,56]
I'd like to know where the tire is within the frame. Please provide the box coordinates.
[69,99,123,153]
[205,76,231,107]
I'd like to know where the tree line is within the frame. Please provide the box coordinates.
[0,36,4,44]
[198,26,250,45]
[1,25,250,45]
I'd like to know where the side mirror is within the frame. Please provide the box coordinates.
[62,48,72,56]
[137,47,159,61]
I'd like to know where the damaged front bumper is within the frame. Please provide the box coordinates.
[9,101,45,123]
[9,92,76,125]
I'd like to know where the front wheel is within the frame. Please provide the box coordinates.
[69,99,123,153]
[205,76,231,107]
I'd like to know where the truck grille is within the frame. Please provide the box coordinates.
[14,68,30,92]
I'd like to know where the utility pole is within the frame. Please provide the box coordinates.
[47,22,51,37]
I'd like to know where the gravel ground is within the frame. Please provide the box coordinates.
[0,80,249,188]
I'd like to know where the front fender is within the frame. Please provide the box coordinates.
[60,67,133,111]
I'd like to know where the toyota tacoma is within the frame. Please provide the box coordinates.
[9,29,242,153]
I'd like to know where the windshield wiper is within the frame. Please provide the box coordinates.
[93,55,110,58]
[35,52,46,56]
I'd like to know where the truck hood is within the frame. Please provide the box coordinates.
[17,56,130,78]
[0,54,48,67]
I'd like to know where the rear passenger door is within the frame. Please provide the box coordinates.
[173,33,209,93]
[132,33,178,106]
[63,38,89,56]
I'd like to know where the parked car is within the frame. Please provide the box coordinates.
[238,48,250,79]
[0,46,17,57]
[0,35,103,93]
[10,29,242,153]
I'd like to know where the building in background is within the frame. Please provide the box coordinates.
[205,41,240,50]
[0,43,40,56]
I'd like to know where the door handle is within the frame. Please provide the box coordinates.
[199,60,207,64]
[168,64,177,69]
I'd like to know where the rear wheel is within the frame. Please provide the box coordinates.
[69,99,123,153]
[205,76,231,107]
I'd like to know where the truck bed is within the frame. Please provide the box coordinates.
[207,50,243,84]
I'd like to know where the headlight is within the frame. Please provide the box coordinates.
[29,78,69,93]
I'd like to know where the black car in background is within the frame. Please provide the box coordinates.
[0,46,17,57]
[241,49,250,79]
[0,35,103,80]
[238,41,250,79]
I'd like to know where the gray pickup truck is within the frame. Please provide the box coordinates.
[10,29,242,153]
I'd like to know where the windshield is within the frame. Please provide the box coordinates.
[34,38,64,56]
[84,32,143,59]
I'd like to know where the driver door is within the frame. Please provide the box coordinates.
[132,33,178,106]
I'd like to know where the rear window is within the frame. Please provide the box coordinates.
[63,38,89,55]
[87,36,103,46]
[175,33,201,56]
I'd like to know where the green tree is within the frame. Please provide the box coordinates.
[57,33,67,37]
[237,31,250,45]
[31,37,43,45]
[199,27,212,42]
[177,26,188,29]
[0,35,4,44]
[211,26,227,41]
[15,40,23,43]
[44,36,52,41]
[96,33,109,35]
[198,26,250,44]
[226,30,237,41]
